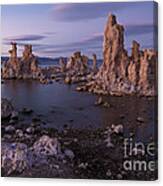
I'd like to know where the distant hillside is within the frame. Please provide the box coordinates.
[1,56,9,63]
[1,56,103,67]
[1,56,59,64]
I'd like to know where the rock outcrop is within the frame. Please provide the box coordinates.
[2,14,157,96]
[1,98,14,119]
[2,42,20,79]
[19,44,40,78]
[92,53,97,72]
[32,135,61,156]
[59,57,66,73]
[2,43,40,79]
[85,14,157,96]
[63,51,92,84]
[66,51,88,73]
[1,143,29,175]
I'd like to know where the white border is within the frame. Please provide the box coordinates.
[0,0,162,185]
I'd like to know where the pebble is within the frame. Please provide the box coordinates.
[103,102,110,108]
[129,132,134,137]
[112,124,123,134]
[11,111,19,120]
[3,134,12,140]
[64,76,71,84]
[26,127,35,134]
[5,125,15,133]
[73,138,78,143]
[95,96,103,106]
[78,162,88,169]
[106,169,112,177]
[117,173,123,179]
[53,164,59,169]
[64,149,75,159]
[9,119,16,125]
[105,136,114,148]
[136,117,145,123]
[16,129,24,138]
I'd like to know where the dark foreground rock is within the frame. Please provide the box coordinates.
[1,124,157,180]
[1,98,157,180]
[1,97,158,179]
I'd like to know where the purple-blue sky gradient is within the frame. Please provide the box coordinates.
[2,1,157,58]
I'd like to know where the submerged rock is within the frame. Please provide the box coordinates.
[21,107,33,114]
[1,98,14,119]
[11,111,19,120]
[95,96,103,106]
[64,76,71,84]
[39,77,53,84]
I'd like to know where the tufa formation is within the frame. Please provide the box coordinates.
[2,43,40,79]
[2,14,157,96]
[86,14,157,96]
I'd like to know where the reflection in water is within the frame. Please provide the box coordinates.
[1,80,156,142]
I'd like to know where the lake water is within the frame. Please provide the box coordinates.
[1,79,156,142]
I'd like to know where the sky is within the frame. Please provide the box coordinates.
[1,1,157,59]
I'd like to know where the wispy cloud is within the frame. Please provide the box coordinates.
[51,2,153,22]
[2,23,155,58]
[32,33,103,53]
[51,2,128,22]
[43,32,56,36]
[125,24,156,36]
[4,34,46,42]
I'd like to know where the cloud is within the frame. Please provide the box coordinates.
[3,41,42,47]
[3,23,155,58]
[51,2,129,22]
[125,24,156,36]
[33,33,103,53]
[27,23,155,56]
[80,33,103,45]
[51,2,153,22]
[4,34,46,42]
[43,32,56,36]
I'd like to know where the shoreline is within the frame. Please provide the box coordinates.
[1,98,157,179]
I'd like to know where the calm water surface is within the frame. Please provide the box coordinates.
[1,79,156,142]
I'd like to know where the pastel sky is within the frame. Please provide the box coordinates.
[1,1,157,58]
